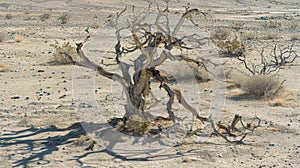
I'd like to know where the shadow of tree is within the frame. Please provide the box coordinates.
[1,122,204,167]
[0,123,85,167]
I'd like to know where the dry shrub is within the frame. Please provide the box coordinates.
[259,32,279,40]
[262,20,282,29]
[116,115,151,136]
[39,13,51,22]
[268,91,297,107]
[211,28,231,41]
[231,22,245,32]
[241,75,284,99]
[58,13,69,24]
[242,31,258,40]
[268,98,286,107]
[14,34,25,43]
[0,62,11,72]
[289,20,299,30]
[5,14,12,19]
[227,71,248,88]
[73,135,91,146]
[212,28,245,57]
[52,42,78,64]
[187,62,209,82]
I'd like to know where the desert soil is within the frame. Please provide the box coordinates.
[0,0,299,168]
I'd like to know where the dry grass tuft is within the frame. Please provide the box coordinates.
[58,13,69,24]
[259,32,279,40]
[214,33,245,57]
[125,115,151,136]
[268,98,287,107]
[5,13,12,19]
[242,31,258,40]
[14,34,25,43]
[73,135,91,146]
[187,62,210,82]
[226,70,248,88]
[211,28,232,41]
[39,13,51,22]
[241,75,284,100]
[115,115,151,136]
[226,88,246,97]
[51,42,78,65]
[0,62,11,72]
[289,20,299,30]
[268,91,297,107]
[262,20,282,29]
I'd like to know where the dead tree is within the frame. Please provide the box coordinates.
[68,6,209,134]
[270,44,298,66]
[236,43,299,76]
[236,46,279,75]
[66,5,259,143]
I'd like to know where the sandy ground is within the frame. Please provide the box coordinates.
[0,0,300,167]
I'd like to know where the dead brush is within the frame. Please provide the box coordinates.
[58,13,69,24]
[241,75,285,100]
[242,31,258,41]
[117,115,151,136]
[39,13,51,22]
[262,20,282,29]
[51,42,78,65]
[211,28,231,41]
[68,3,261,144]
[211,28,246,57]
[231,22,245,32]
[215,35,246,57]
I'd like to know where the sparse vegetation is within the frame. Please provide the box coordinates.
[259,31,279,40]
[58,13,69,24]
[5,13,12,19]
[65,4,260,143]
[39,13,51,22]
[117,115,151,136]
[262,20,282,29]
[231,22,245,32]
[242,31,258,41]
[215,34,246,57]
[211,28,231,41]
[227,42,298,101]
[51,42,78,64]
[270,44,298,66]
[211,28,246,57]
[2,1,300,167]
[289,20,299,30]
[241,75,284,99]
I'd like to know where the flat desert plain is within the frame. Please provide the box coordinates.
[0,0,299,167]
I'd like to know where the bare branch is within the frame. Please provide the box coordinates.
[172,9,199,37]
[160,83,176,122]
